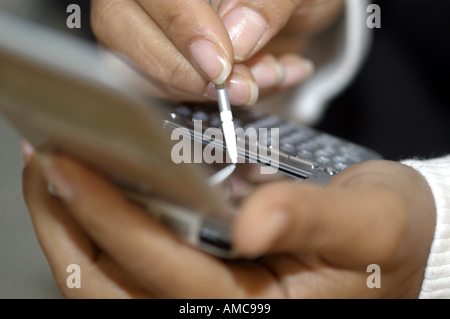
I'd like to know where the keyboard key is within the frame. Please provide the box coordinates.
[298,141,319,151]
[297,149,313,159]
[332,155,347,163]
[315,148,334,158]
[315,156,331,166]
[280,143,295,154]
[233,119,243,129]
[192,111,209,122]
[334,163,348,172]
[248,109,264,119]
[325,167,338,175]
[209,115,221,127]
[175,106,192,118]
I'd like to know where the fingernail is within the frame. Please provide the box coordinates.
[281,58,315,88]
[21,139,34,166]
[190,39,232,84]
[250,60,285,90]
[229,74,259,106]
[39,154,74,200]
[240,210,288,255]
[258,211,288,249]
[207,74,259,106]
[222,7,267,61]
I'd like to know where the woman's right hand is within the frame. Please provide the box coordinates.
[90,0,344,105]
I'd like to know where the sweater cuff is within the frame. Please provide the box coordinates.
[402,156,450,298]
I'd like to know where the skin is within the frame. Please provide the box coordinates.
[20,0,437,298]
[90,0,345,105]
[23,148,436,298]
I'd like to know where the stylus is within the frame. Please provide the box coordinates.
[206,0,238,165]
[208,164,236,186]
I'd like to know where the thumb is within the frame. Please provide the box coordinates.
[233,181,408,268]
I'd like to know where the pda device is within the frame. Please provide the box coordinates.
[0,12,382,258]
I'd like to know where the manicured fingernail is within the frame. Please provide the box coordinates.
[190,39,232,84]
[250,60,285,90]
[207,74,259,106]
[222,7,267,61]
[281,58,315,88]
[39,154,74,200]
[21,139,34,166]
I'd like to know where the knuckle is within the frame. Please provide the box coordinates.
[164,57,208,94]
[166,57,189,88]
[162,3,194,38]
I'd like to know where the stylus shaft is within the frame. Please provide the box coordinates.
[206,0,238,165]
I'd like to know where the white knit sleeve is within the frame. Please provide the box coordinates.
[401,156,450,298]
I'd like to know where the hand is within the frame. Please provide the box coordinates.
[23,144,436,298]
[90,0,344,105]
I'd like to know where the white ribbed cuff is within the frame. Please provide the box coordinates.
[402,156,450,299]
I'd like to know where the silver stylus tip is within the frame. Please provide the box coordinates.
[215,83,238,164]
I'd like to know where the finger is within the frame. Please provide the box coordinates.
[217,0,304,62]
[91,0,205,94]
[245,53,285,91]
[136,0,233,85]
[23,153,150,298]
[283,0,346,36]
[208,63,259,106]
[102,45,257,106]
[234,177,409,268]
[91,0,258,105]
[276,53,314,89]
[37,153,279,298]
[245,52,313,93]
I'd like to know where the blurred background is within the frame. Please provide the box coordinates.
[1,0,449,298]
[0,0,92,299]
[318,0,450,161]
